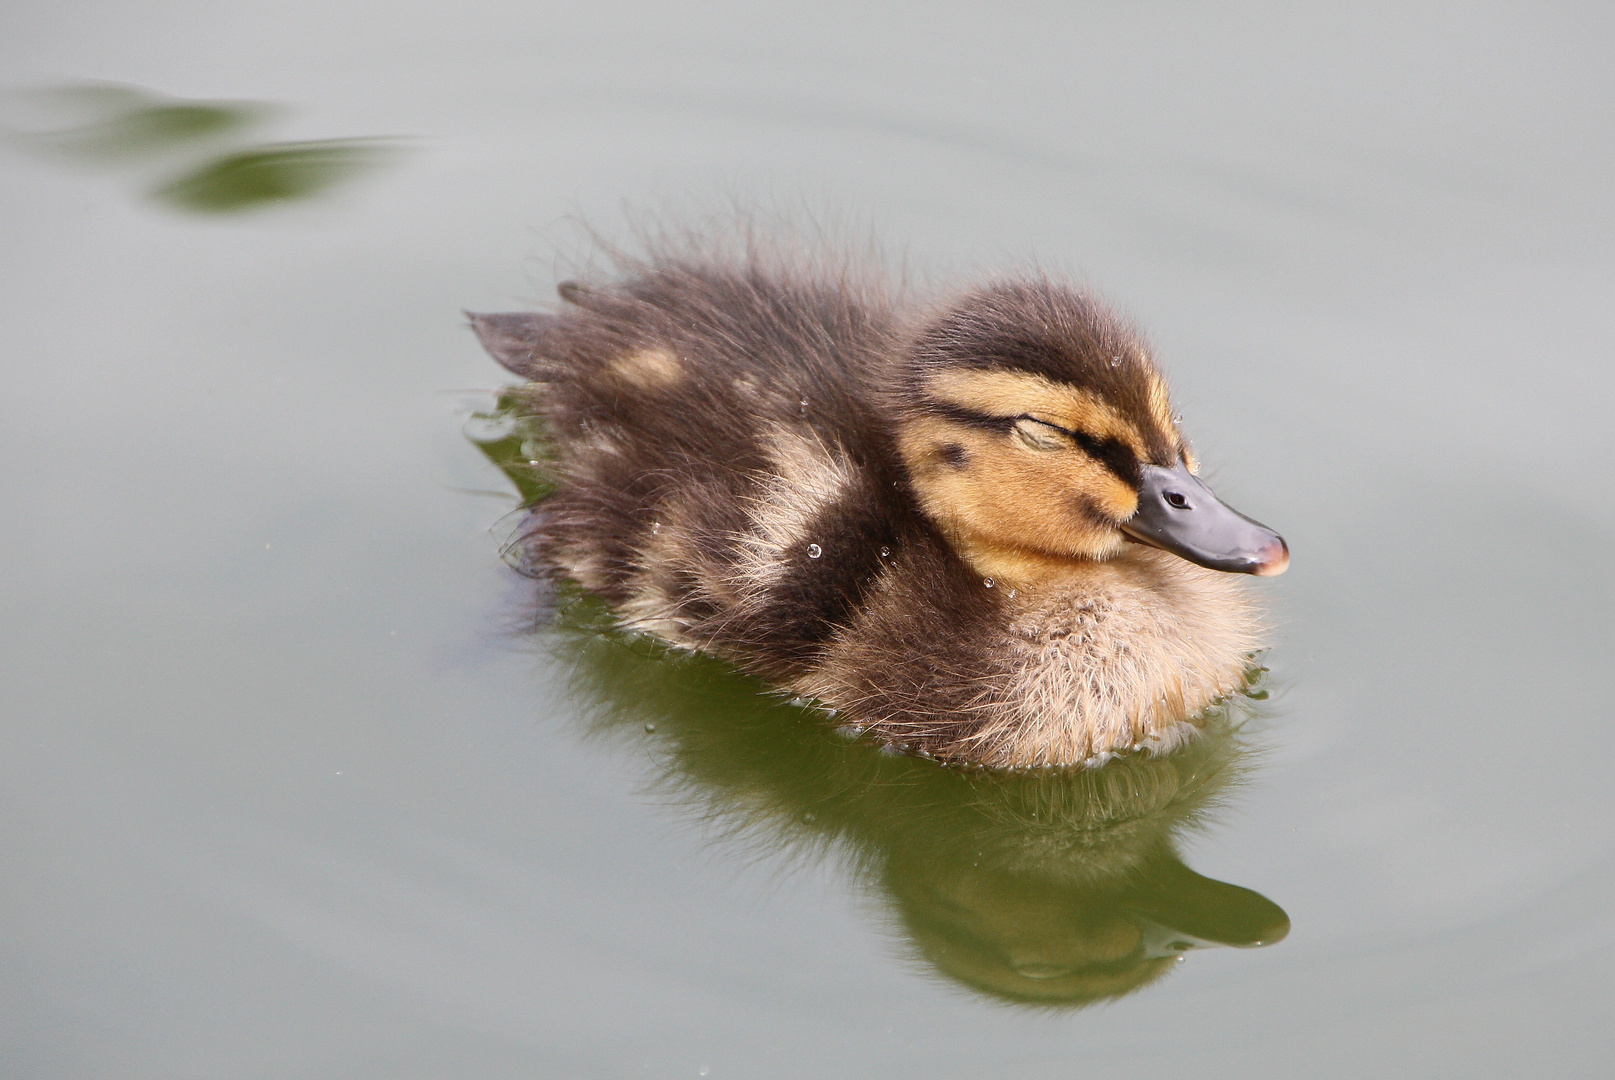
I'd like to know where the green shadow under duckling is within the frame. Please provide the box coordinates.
[471,232,1287,768]
[538,597,1288,1008]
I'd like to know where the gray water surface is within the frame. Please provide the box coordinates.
[4,2,1614,1077]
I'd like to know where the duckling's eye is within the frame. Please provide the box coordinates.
[1012,417,1070,452]
[1164,491,1190,509]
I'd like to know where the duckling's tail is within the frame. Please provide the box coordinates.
[467,310,562,379]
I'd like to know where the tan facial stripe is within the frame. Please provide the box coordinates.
[925,369,1147,458]
[896,416,1139,574]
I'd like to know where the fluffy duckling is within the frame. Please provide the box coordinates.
[472,241,1286,768]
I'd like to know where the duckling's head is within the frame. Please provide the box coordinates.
[895,280,1288,581]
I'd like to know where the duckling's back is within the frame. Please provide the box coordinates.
[474,259,928,682]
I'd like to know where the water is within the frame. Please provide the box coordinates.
[3,2,1613,1077]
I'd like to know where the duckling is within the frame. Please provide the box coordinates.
[471,239,1287,768]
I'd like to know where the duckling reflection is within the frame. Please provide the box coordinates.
[542,598,1289,1007]
[888,835,1286,1004]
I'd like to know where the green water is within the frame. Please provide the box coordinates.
[3,2,1613,1076]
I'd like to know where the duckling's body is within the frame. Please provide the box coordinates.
[474,243,1284,768]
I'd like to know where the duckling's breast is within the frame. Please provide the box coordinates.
[993,550,1261,764]
[795,546,1261,768]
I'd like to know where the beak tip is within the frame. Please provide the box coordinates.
[1251,537,1290,577]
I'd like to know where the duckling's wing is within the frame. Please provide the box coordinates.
[466,311,559,379]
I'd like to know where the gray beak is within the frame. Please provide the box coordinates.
[1121,462,1289,576]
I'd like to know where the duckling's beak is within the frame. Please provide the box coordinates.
[1121,462,1289,576]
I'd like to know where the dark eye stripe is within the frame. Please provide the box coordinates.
[924,402,1140,487]
[927,399,1017,433]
